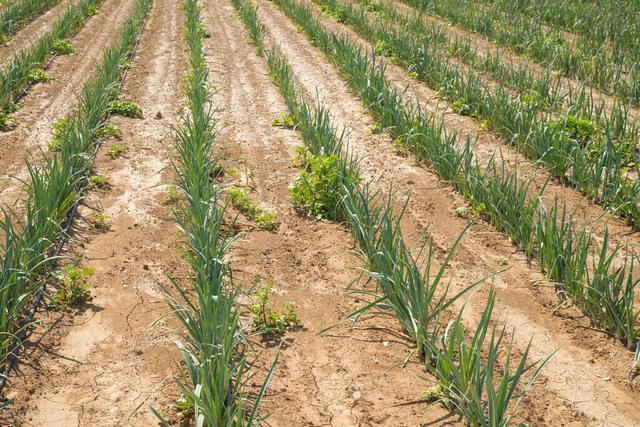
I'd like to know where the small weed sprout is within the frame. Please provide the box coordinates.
[88,173,110,189]
[271,113,296,128]
[93,210,111,231]
[227,186,279,230]
[99,122,122,139]
[28,68,51,84]
[108,100,143,118]
[49,117,70,151]
[163,184,181,205]
[52,39,75,55]
[51,265,94,308]
[175,394,194,418]
[107,143,125,159]
[255,211,278,231]
[250,281,300,333]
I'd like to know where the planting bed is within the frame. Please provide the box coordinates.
[0,0,638,426]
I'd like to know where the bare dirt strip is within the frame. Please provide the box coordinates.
[248,0,640,424]
[0,0,185,424]
[0,0,135,209]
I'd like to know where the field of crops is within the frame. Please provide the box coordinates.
[0,0,638,425]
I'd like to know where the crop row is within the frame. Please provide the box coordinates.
[399,0,640,107]
[356,0,637,143]
[150,0,271,424]
[267,0,640,352]
[0,0,104,129]
[315,0,640,229]
[474,0,640,68]
[0,0,149,397]
[233,0,553,425]
[0,0,60,43]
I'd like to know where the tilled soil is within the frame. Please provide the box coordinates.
[0,0,137,208]
[203,2,459,425]
[0,0,638,425]
[251,0,640,424]
[1,0,185,424]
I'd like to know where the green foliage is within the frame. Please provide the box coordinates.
[249,281,300,333]
[450,97,473,116]
[52,39,75,55]
[93,210,111,231]
[28,68,51,84]
[107,143,125,159]
[48,116,70,151]
[108,100,143,118]
[271,112,296,128]
[290,152,346,220]
[51,265,94,307]
[88,173,110,189]
[227,185,279,231]
[255,211,278,231]
[175,394,194,418]
[99,122,122,139]
[162,184,180,205]
[551,114,601,146]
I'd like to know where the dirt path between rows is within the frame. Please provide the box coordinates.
[253,0,640,424]
[0,0,136,209]
[204,2,462,426]
[0,0,80,61]
[1,0,186,424]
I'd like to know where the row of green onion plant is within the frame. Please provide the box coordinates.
[0,0,61,43]
[352,0,637,145]
[0,0,150,400]
[151,0,272,424]
[266,0,640,350]
[398,0,640,107]
[468,0,640,73]
[0,0,105,130]
[234,1,553,424]
[312,0,640,230]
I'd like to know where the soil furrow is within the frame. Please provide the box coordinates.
[205,2,459,426]
[0,0,79,61]
[1,0,186,424]
[0,0,136,209]
[254,0,640,424]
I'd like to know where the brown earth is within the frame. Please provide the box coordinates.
[0,0,136,208]
[0,0,638,426]
[0,0,186,424]
[250,0,640,425]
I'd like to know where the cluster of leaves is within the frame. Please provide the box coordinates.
[107,100,143,118]
[50,265,94,308]
[290,149,350,220]
[227,186,279,231]
[249,281,300,333]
